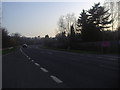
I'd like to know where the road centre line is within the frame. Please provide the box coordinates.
[50,76,63,84]
[40,67,48,73]
[26,56,29,58]
[34,63,40,67]
[20,48,64,84]
[28,57,31,60]
[31,60,34,62]
[20,48,32,60]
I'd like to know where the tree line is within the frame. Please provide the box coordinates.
[1,28,42,48]
[1,3,120,53]
[43,3,120,53]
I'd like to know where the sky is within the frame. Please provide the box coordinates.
[2,0,104,37]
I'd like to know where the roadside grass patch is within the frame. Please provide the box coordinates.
[2,47,17,55]
[40,46,119,55]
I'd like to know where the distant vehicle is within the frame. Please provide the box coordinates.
[22,44,28,48]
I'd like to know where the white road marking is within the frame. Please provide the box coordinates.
[50,76,63,83]
[20,48,30,60]
[40,67,48,73]
[26,56,29,58]
[34,63,40,67]
[31,60,34,62]
[28,57,31,60]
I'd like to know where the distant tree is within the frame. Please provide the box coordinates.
[11,33,21,45]
[55,31,67,43]
[38,36,40,39]
[70,25,75,42]
[58,16,66,34]
[2,28,11,48]
[118,27,120,40]
[45,35,49,38]
[69,25,76,48]
[57,13,77,36]
[55,31,68,48]
[65,13,76,34]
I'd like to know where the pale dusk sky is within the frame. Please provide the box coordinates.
[2,0,104,37]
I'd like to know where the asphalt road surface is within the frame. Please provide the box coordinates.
[2,45,120,88]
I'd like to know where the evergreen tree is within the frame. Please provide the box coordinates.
[69,25,76,48]
[70,25,75,41]
[77,3,112,42]
[88,3,112,30]
[2,28,11,48]
[77,10,90,41]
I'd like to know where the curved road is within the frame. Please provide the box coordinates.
[2,45,119,88]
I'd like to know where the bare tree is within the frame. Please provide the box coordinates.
[65,13,76,34]
[57,13,77,36]
[57,16,66,34]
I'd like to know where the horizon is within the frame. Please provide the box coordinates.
[2,1,104,37]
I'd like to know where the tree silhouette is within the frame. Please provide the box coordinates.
[70,25,75,42]
[68,25,76,48]
[77,10,90,41]
[58,16,66,34]
[2,28,11,48]
[45,35,49,38]
[11,33,21,45]
[77,3,112,42]
[88,3,112,29]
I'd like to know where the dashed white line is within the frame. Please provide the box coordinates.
[34,63,40,67]
[31,60,34,62]
[26,56,29,58]
[40,67,48,73]
[50,76,63,84]
[28,57,31,60]
[20,48,64,84]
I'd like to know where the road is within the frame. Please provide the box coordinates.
[2,45,119,88]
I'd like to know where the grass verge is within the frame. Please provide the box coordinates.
[40,46,119,55]
[2,47,17,55]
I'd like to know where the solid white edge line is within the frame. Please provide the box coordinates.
[40,67,48,73]
[50,76,63,83]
